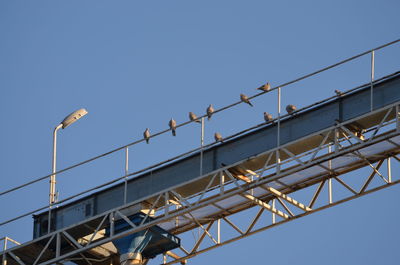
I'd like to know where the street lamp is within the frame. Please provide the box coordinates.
[50,108,88,204]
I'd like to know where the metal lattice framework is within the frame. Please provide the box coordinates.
[2,99,400,265]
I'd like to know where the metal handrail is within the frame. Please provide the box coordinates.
[0,38,399,224]
[1,80,399,228]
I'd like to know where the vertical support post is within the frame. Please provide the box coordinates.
[109,213,114,237]
[47,209,52,234]
[175,204,180,227]
[328,144,333,204]
[220,172,225,195]
[334,128,339,154]
[276,87,281,174]
[56,233,61,258]
[200,117,205,176]
[396,105,400,133]
[2,238,7,265]
[272,199,276,224]
[387,157,392,183]
[163,253,167,264]
[250,175,254,195]
[2,252,6,265]
[124,147,129,204]
[370,50,375,111]
[217,218,221,244]
[328,178,333,204]
[165,192,169,217]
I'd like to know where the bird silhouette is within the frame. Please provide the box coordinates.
[189,112,201,123]
[143,128,150,144]
[240,93,253,107]
[214,132,223,142]
[257,82,271,92]
[286,104,296,115]
[207,104,214,120]
[169,118,177,136]
[264,112,273,122]
[335,89,343,97]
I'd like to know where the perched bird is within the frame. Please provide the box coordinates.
[257,82,271,92]
[207,104,214,120]
[264,112,273,122]
[286,104,297,115]
[240,93,253,107]
[189,112,201,123]
[169,118,177,136]
[214,132,223,142]
[335,89,343,97]
[143,128,151,144]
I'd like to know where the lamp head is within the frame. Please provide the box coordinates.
[61,108,88,129]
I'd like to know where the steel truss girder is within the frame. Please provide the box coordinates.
[2,102,400,265]
[162,161,398,265]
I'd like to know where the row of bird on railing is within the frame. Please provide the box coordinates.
[142,82,299,144]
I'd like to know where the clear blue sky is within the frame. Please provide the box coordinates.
[1,1,400,264]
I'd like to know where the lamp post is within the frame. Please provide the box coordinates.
[49,108,88,204]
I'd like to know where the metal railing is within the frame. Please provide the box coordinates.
[0,38,399,238]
